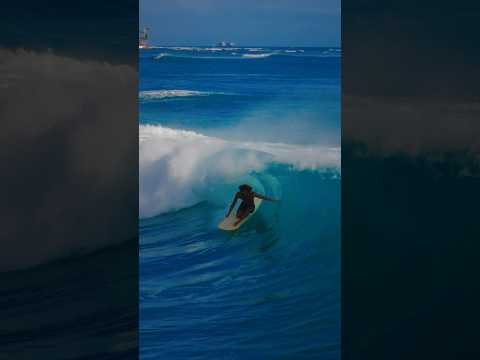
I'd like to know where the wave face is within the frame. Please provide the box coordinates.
[140,45,341,358]
[0,49,137,272]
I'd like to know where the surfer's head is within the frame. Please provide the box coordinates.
[239,184,253,194]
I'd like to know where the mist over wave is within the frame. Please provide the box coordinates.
[344,95,480,177]
[0,49,137,272]
[139,125,339,218]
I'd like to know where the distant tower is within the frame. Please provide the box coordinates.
[139,27,150,49]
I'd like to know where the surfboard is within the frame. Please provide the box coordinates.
[218,198,262,231]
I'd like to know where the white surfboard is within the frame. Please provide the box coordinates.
[218,198,262,231]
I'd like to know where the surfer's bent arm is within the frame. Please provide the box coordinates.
[253,192,278,202]
[226,194,239,217]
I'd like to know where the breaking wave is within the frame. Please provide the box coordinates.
[139,89,220,100]
[0,49,137,272]
[139,125,339,218]
[242,53,275,59]
[151,50,341,61]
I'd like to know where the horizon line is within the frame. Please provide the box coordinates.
[142,43,341,48]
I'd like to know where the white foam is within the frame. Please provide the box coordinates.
[155,46,243,52]
[204,47,238,52]
[172,47,197,51]
[139,125,339,218]
[153,53,168,59]
[242,53,274,59]
[139,89,214,100]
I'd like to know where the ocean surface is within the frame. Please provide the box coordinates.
[0,240,138,359]
[140,46,341,359]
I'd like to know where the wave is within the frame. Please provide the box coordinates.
[154,46,243,52]
[149,47,340,55]
[139,89,219,100]
[153,53,235,60]
[242,52,340,59]
[241,53,275,59]
[153,52,340,61]
[139,125,339,218]
[1,49,137,272]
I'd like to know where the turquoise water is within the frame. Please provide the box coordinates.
[140,46,341,359]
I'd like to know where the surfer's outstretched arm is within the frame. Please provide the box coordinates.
[226,193,239,217]
[253,192,278,202]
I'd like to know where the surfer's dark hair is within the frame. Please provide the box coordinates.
[239,184,252,192]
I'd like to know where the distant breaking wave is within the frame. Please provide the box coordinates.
[139,89,223,100]
[241,53,275,59]
[153,46,243,52]
[153,53,237,60]
[147,46,339,55]
[153,51,341,61]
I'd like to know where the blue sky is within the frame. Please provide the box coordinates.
[140,0,340,47]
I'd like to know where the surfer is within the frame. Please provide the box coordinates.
[226,184,277,226]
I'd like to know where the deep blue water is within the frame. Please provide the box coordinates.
[140,46,341,359]
[0,240,138,359]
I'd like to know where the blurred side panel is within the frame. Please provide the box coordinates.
[342,1,480,359]
[0,0,138,358]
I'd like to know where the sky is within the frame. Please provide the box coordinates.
[140,0,340,47]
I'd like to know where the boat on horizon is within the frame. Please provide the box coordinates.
[216,41,235,48]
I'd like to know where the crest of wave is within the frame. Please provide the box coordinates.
[139,125,339,218]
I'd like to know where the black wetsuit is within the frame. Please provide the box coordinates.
[237,192,255,214]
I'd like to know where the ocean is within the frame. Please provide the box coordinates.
[139,46,341,359]
[0,240,138,359]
